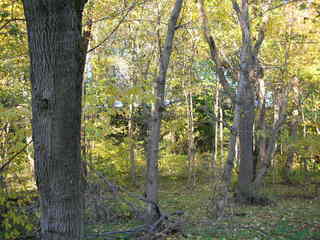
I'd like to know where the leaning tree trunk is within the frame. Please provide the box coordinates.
[145,0,183,225]
[23,1,88,239]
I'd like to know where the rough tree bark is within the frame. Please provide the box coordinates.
[23,1,88,239]
[231,0,257,203]
[146,0,183,224]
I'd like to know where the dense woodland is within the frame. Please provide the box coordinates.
[0,0,320,239]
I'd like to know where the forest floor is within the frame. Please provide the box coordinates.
[86,174,320,240]
[158,177,320,240]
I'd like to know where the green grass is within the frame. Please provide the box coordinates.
[85,175,320,240]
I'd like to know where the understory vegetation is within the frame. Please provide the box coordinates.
[1,167,320,239]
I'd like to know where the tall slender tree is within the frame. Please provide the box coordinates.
[22,1,88,239]
[146,0,184,224]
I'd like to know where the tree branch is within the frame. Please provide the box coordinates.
[87,2,137,53]
[197,0,235,101]
[0,18,25,32]
[253,0,273,55]
[0,140,33,173]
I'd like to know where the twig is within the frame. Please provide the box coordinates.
[198,105,234,132]
[0,139,32,173]
[0,18,25,31]
[87,2,138,53]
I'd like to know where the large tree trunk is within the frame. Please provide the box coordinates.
[231,0,272,203]
[145,0,183,224]
[232,0,256,202]
[23,1,87,239]
[236,62,255,202]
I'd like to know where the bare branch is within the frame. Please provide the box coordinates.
[199,105,234,133]
[197,0,235,101]
[253,0,273,55]
[84,0,150,26]
[231,0,241,20]
[0,18,25,32]
[264,0,306,14]
[87,2,138,53]
[0,139,32,173]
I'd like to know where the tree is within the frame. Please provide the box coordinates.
[145,0,184,224]
[22,1,88,239]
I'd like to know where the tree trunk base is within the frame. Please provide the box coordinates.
[235,191,274,206]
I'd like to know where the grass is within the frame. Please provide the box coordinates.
[86,174,320,239]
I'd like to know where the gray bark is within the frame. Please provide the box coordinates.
[231,0,256,202]
[145,0,183,224]
[22,1,87,239]
[231,0,272,202]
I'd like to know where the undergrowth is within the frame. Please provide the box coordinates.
[85,174,320,240]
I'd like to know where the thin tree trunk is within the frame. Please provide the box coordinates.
[23,1,88,239]
[214,104,240,218]
[219,101,224,164]
[197,0,238,216]
[187,91,196,186]
[145,0,183,224]
[223,104,240,186]
[211,85,219,171]
[253,78,266,180]
[128,102,136,184]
